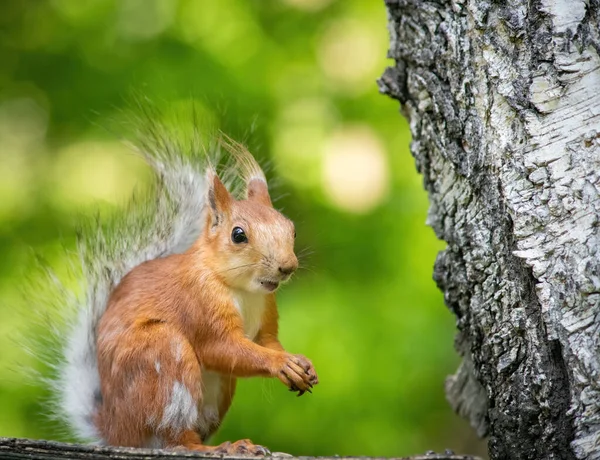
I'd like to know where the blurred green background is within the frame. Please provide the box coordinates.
[0,0,486,458]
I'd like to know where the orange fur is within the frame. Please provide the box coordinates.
[95,169,318,454]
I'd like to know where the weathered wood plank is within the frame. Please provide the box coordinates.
[0,438,482,460]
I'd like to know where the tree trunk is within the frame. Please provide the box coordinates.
[379,1,600,459]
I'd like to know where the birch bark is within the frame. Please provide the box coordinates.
[379,1,600,459]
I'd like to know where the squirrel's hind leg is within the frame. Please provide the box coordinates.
[96,322,204,447]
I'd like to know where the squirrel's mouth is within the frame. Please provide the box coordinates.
[259,280,279,292]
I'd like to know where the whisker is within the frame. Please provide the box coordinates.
[298,261,315,268]
[297,265,317,275]
[216,263,259,275]
[297,245,314,252]
[297,246,315,257]
[245,245,269,260]
[297,252,315,267]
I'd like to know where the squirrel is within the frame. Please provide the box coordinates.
[47,121,318,455]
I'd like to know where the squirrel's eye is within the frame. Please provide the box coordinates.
[294,230,297,239]
[231,227,248,244]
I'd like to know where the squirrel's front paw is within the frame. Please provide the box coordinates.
[274,353,318,396]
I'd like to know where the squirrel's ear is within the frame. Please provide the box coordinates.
[207,172,231,227]
[246,178,272,207]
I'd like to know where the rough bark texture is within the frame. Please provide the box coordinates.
[379,1,600,459]
[0,438,482,460]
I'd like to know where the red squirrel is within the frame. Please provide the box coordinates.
[52,132,318,455]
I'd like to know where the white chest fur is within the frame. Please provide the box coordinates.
[195,291,266,436]
[232,290,266,341]
[197,368,221,437]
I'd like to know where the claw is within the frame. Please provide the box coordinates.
[297,390,305,397]
[257,445,271,456]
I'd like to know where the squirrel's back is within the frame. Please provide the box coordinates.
[98,249,228,350]
[103,254,188,320]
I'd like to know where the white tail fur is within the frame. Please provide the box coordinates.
[53,119,214,441]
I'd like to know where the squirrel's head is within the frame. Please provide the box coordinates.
[202,159,298,294]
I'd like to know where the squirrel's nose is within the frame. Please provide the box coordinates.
[278,264,297,276]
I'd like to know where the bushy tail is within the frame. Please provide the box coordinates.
[51,111,221,442]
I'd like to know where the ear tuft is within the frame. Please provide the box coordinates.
[219,132,273,206]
